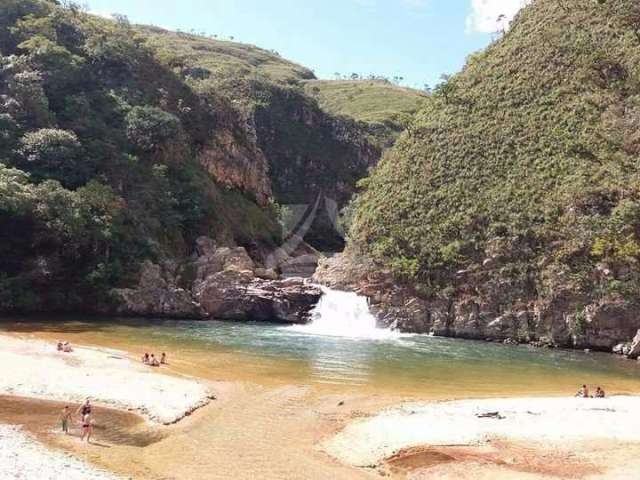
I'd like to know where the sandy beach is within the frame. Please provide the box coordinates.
[0,424,125,480]
[2,331,640,479]
[324,396,640,467]
[0,334,211,424]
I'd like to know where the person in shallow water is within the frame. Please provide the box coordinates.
[595,386,606,398]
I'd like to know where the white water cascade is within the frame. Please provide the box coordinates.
[287,286,404,340]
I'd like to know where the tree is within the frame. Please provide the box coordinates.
[19,128,88,187]
[125,105,182,152]
[0,114,19,158]
[434,74,457,104]
[0,0,51,55]
[5,69,53,128]
[0,163,35,215]
[75,181,125,263]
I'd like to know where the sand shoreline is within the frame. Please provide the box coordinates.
[0,424,125,480]
[2,332,640,479]
[0,334,212,424]
[323,396,640,469]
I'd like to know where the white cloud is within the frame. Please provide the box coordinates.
[466,0,531,34]
[90,11,115,20]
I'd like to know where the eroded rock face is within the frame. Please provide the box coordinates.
[198,130,272,206]
[112,238,321,323]
[112,261,204,318]
[314,251,640,353]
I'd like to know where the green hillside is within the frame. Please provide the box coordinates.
[351,0,640,305]
[304,80,427,145]
[142,26,315,87]
[0,0,376,311]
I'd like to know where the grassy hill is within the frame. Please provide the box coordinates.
[351,0,640,307]
[304,80,427,145]
[141,26,315,86]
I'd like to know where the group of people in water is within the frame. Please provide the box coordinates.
[142,351,167,367]
[576,384,606,398]
[60,399,93,442]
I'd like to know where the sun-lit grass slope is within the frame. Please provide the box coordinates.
[141,26,315,85]
[351,0,640,303]
[304,80,427,145]
[304,80,427,124]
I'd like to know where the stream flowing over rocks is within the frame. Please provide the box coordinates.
[313,251,640,357]
[111,237,321,323]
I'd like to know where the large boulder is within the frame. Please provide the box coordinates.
[193,237,255,281]
[112,261,204,318]
[581,303,640,350]
[279,253,319,278]
[113,239,321,323]
[193,271,321,323]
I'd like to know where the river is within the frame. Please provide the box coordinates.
[2,287,639,398]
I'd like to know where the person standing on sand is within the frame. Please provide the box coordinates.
[76,399,91,418]
[61,406,72,435]
[161,352,167,365]
[80,412,93,443]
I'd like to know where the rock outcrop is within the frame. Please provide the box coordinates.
[113,261,204,318]
[314,251,640,354]
[198,130,272,207]
[112,237,321,323]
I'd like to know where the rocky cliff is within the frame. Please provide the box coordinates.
[315,251,640,357]
[113,237,321,323]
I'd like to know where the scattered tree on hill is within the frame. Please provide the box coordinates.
[126,106,182,152]
[19,128,88,187]
[433,74,456,104]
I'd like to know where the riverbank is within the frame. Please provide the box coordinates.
[1,328,640,479]
[0,424,125,480]
[324,396,640,477]
[0,334,212,424]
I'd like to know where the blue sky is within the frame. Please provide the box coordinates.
[84,0,527,89]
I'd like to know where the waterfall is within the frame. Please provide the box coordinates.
[287,286,403,340]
